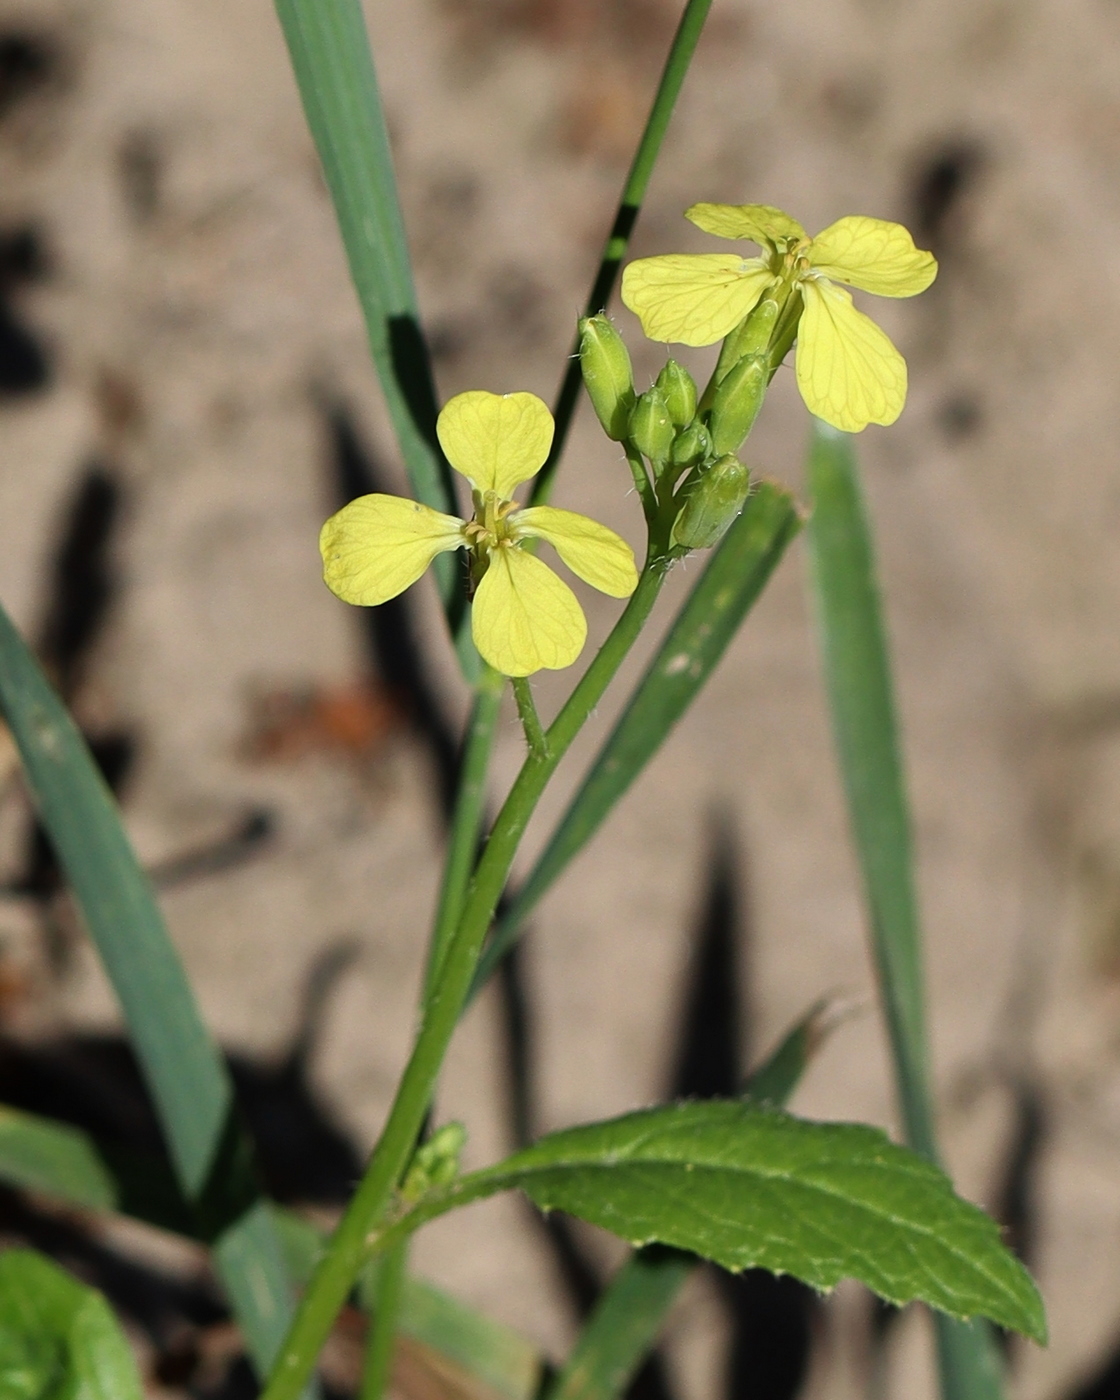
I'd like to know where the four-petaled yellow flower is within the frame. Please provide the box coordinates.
[320,391,638,677]
[621,203,937,432]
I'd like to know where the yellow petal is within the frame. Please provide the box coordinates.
[621,255,774,347]
[808,216,937,298]
[436,390,554,497]
[472,546,586,676]
[320,494,464,605]
[514,506,639,598]
[795,279,907,432]
[685,202,806,248]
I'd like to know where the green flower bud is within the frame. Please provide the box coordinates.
[654,359,697,428]
[707,353,767,456]
[670,420,711,469]
[670,454,751,552]
[628,386,675,465]
[401,1121,467,1200]
[579,315,636,441]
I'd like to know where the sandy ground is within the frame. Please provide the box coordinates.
[2,0,1120,1396]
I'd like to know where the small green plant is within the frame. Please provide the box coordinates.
[0,2,1044,1399]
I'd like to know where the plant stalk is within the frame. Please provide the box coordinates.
[260,560,669,1400]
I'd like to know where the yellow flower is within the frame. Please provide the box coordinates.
[621,203,937,432]
[320,391,639,677]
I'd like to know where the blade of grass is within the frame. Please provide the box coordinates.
[532,0,714,505]
[472,481,803,998]
[541,1001,842,1400]
[274,0,476,678]
[0,602,300,1381]
[804,421,1004,1400]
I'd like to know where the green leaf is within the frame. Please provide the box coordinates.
[0,1107,116,1214]
[544,1000,847,1400]
[0,1250,144,1400]
[543,1248,691,1400]
[274,0,476,679]
[471,480,803,997]
[805,421,1016,1399]
[805,424,934,1156]
[0,603,298,1378]
[383,1103,1046,1344]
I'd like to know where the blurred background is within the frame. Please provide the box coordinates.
[0,0,1118,1396]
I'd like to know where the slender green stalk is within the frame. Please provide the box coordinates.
[623,445,657,521]
[361,1242,407,1400]
[261,561,668,1400]
[532,0,715,506]
[422,671,504,997]
[512,677,549,760]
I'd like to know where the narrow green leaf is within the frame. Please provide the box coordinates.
[805,421,1019,1398]
[472,481,803,997]
[381,1103,1046,1343]
[0,603,298,1378]
[274,0,476,678]
[805,423,934,1156]
[0,1106,117,1214]
[544,1000,848,1400]
[544,1248,691,1400]
[0,1249,144,1400]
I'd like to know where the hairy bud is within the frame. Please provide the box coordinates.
[670,454,751,551]
[579,315,636,441]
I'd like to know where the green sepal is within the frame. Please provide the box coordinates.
[670,454,751,551]
[707,353,767,455]
[579,315,637,442]
[669,419,711,469]
[654,359,697,428]
[628,387,675,466]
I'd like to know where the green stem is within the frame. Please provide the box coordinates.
[422,670,504,998]
[624,444,657,521]
[512,677,550,760]
[360,1241,407,1400]
[531,0,715,506]
[260,561,669,1400]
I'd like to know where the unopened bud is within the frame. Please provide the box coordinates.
[707,353,767,456]
[402,1121,467,1200]
[670,454,751,551]
[670,420,711,469]
[579,315,636,441]
[628,387,675,465]
[655,360,697,429]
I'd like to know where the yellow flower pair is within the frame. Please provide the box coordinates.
[621,203,937,432]
[320,391,638,677]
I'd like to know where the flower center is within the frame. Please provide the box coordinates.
[463,489,521,552]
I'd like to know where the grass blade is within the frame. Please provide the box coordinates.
[274,0,475,676]
[472,482,803,996]
[805,421,1009,1400]
[0,602,298,1378]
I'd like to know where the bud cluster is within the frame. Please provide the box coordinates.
[578,310,770,556]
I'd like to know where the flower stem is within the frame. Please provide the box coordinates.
[531,0,715,507]
[422,668,504,997]
[512,676,549,761]
[624,444,657,521]
[259,559,669,1400]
